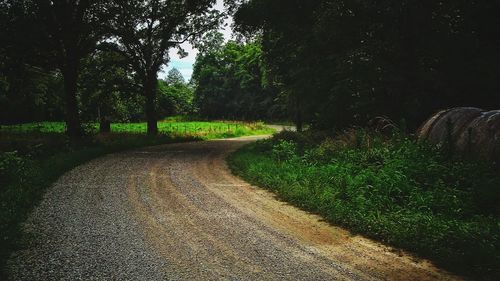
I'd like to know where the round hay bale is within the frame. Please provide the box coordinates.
[418,107,500,162]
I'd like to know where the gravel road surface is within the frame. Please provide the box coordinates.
[7,135,460,280]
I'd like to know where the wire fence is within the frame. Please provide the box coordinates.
[0,122,248,135]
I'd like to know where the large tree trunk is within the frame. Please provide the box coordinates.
[144,72,158,136]
[62,58,82,139]
[99,119,111,133]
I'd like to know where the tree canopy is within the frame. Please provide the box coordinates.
[192,34,286,120]
[0,0,224,137]
[109,0,222,135]
[1,0,499,134]
[235,0,500,130]
[158,68,194,118]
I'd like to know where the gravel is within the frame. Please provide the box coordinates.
[7,136,460,280]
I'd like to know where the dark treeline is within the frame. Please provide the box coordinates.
[234,0,500,131]
[2,0,500,135]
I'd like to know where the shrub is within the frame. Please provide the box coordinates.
[302,138,340,165]
[272,130,314,151]
[272,140,298,162]
[0,152,29,189]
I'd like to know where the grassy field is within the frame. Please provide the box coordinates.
[0,121,274,139]
[0,120,274,277]
[228,130,500,280]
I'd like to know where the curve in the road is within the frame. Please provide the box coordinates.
[8,136,460,280]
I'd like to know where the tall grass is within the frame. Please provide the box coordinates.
[228,130,500,280]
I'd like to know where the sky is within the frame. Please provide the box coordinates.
[160,0,233,82]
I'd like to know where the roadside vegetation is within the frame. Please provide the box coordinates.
[0,120,273,277]
[229,130,500,280]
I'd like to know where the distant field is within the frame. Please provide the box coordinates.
[0,121,275,139]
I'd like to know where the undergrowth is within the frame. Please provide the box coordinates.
[228,129,500,280]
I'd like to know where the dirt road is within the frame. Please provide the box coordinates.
[8,135,459,280]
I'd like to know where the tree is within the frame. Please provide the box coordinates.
[0,0,65,124]
[157,81,194,118]
[235,0,500,130]
[79,47,141,132]
[157,68,194,118]
[165,68,185,85]
[235,0,322,130]
[192,37,285,120]
[35,0,112,138]
[110,0,222,135]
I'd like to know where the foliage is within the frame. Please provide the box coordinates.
[109,0,223,135]
[158,68,195,118]
[0,69,65,124]
[79,48,143,124]
[36,0,115,137]
[164,68,186,85]
[234,0,500,130]
[192,33,286,121]
[1,0,226,137]
[0,1,63,124]
[229,130,500,280]
[271,140,297,163]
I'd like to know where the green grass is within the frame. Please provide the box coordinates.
[228,130,500,281]
[0,121,274,139]
[0,120,274,278]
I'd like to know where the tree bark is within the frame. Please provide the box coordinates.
[144,72,158,136]
[99,117,111,133]
[62,58,83,139]
[98,107,111,133]
[294,96,303,132]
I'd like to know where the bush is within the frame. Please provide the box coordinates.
[272,140,298,162]
[0,152,26,188]
[0,151,43,279]
[273,130,314,151]
[302,138,349,165]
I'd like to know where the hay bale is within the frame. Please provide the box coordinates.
[418,107,500,162]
